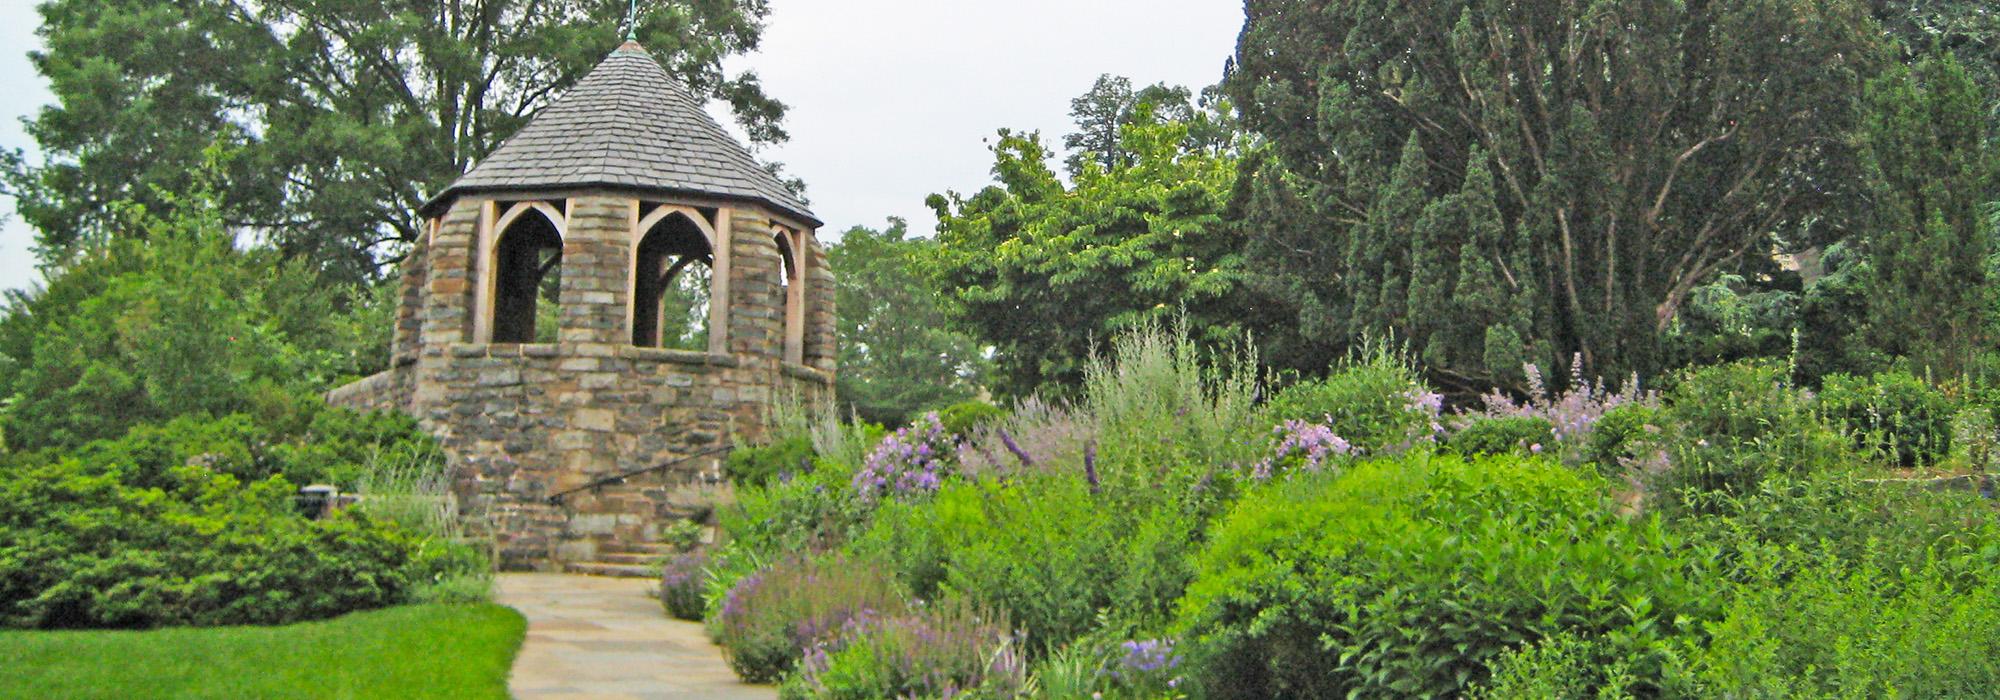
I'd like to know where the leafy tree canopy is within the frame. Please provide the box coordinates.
[0,151,384,452]
[828,219,989,426]
[927,100,1267,399]
[1230,0,1881,392]
[8,0,788,286]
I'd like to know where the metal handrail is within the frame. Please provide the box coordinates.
[546,445,732,505]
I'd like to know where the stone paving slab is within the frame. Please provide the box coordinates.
[497,573,777,700]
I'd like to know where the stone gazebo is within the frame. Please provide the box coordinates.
[330,41,835,569]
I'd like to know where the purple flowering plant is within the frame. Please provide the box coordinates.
[790,598,1028,699]
[659,548,709,621]
[1104,638,1184,695]
[1248,419,1355,481]
[708,555,908,683]
[853,412,959,504]
[1462,355,1659,463]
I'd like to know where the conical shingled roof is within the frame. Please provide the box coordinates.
[421,42,818,226]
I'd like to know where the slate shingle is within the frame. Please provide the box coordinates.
[420,42,818,226]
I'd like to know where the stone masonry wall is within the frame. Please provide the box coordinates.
[327,192,835,569]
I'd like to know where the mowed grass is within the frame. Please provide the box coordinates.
[0,604,526,699]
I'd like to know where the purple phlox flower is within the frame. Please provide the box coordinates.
[1113,638,1183,681]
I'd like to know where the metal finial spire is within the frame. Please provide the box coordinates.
[624,0,639,41]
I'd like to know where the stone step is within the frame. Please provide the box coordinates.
[600,542,678,557]
[564,561,659,579]
[597,552,666,566]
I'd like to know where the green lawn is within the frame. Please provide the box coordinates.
[0,604,525,699]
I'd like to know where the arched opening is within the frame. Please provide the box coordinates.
[492,206,564,344]
[633,212,714,349]
[773,229,804,363]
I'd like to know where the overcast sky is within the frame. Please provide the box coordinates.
[0,1,1244,294]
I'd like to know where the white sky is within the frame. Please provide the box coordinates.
[0,1,1244,293]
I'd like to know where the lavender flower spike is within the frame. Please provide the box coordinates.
[998,428,1035,468]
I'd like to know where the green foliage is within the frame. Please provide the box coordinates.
[1678,555,2000,697]
[1651,362,1853,512]
[0,174,388,452]
[1817,371,1957,468]
[13,0,789,285]
[1848,55,1997,378]
[1231,0,1879,386]
[1448,416,1556,457]
[0,459,422,629]
[927,101,1255,398]
[1264,348,1437,454]
[828,221,989,426]
[1176,454,1710,699]
[852,477,1121,652]
[1583,403,1668,474]
[937,400,1005,438]
[727,435,817,488]
[708,555,908,684]
[1474,633,1643,700]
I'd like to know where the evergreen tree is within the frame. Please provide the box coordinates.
[1230,0,1879,389]
[1853,55,1996,377]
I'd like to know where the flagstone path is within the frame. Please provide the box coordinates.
[497,573,777,700]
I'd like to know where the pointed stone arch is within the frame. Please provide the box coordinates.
[630,207,716,349]
[484,201,567,344]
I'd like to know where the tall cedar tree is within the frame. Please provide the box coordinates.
[9,0,787,285]
[1854,55,1995,377]
[1231,0,1878,392]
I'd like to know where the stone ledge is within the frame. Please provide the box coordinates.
[782,362,834,385]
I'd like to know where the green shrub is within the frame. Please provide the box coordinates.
[937,400,1006,438]
[1652,361,1851,513]
[721,469,868,555]
[1473,633,1645,700]
[727,435,817,487]
[708,555,908,683]
[850,476,1125,652]
[1677,555,2000,697]
[1265,349,1438,454]
[1448,416,1556,457]
[0,460,422,629]
[1679,470,2000,584]
[1583,403,1667,473]
[781,597,1027,699]
[660,550,709,621]
[1175,454,1711,699]
[1817,371,1956,468]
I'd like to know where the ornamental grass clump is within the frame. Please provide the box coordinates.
[784,598,1027,699]
[659,549,709,621]
[709,555,908,683]
[852,413,956,504]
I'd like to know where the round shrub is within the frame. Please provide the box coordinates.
[727,435,817,487]
[0,460,423,629]
[1653,361,1851,512]
[708,555,908,683]
[1817,371,1955,468]
[937,400,1006,438]
[1448,416,1556,457]
[1174,454,1711,699]
[1583,402,1666,472]
[660,550,710,621]
[1265,352,1439,454]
